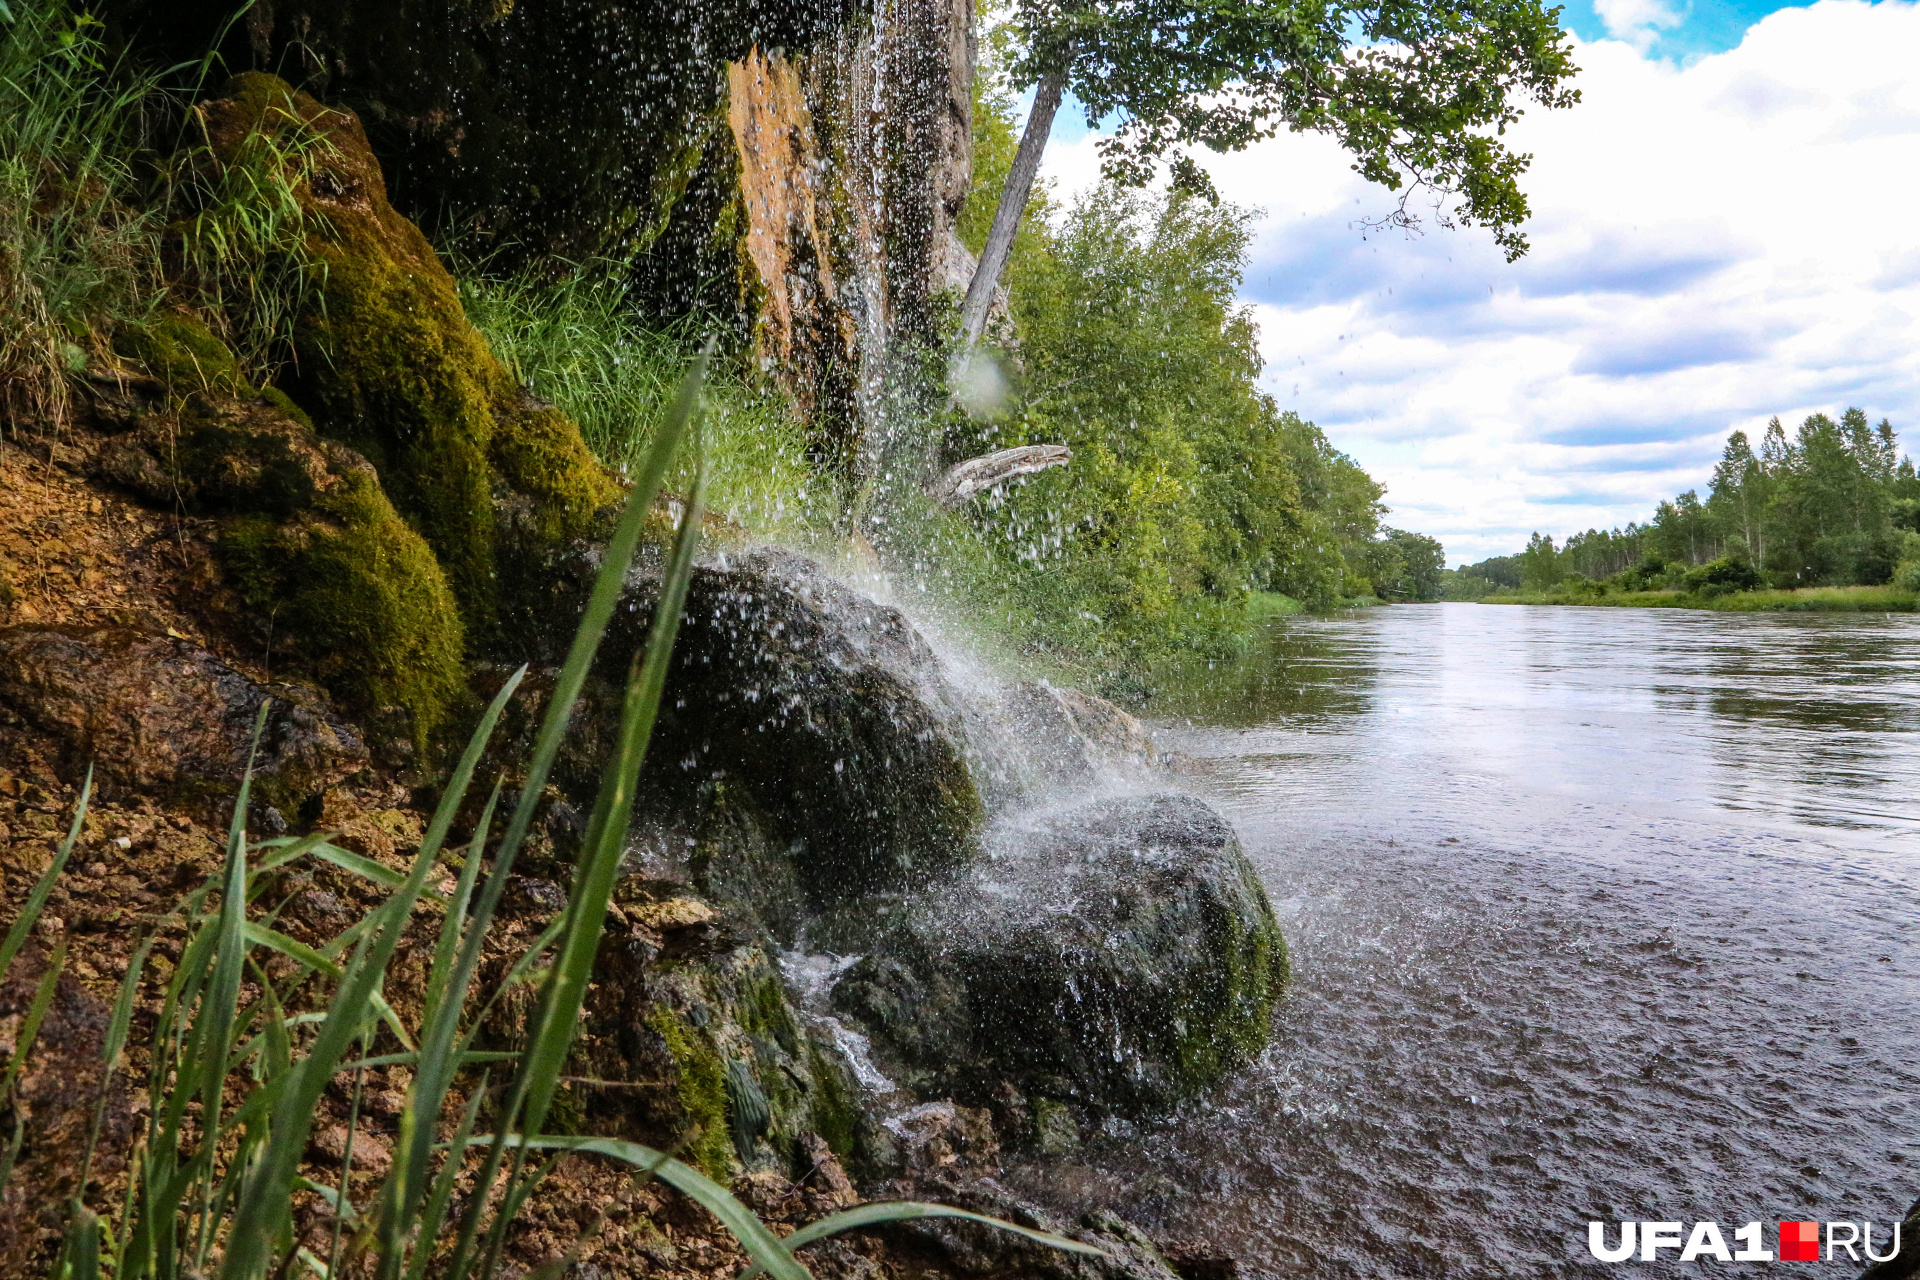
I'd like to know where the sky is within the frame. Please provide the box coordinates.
[1037,0,1920,564]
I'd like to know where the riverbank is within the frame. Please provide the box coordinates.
[1482,584,1917,611]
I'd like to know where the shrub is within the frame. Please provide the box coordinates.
[459,264,818,537]
[1684,556,1761,592]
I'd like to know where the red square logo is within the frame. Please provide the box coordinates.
[1780,1221,1820,1262]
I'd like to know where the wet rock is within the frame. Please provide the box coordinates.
[997,682,1160,789]
[0,625,366,812]
[829,794,1287,1120]
[879,1100,1002,1182]
[557,548,982,910]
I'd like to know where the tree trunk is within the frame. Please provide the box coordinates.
[931,444,1072,507]
[956,64,1069,354]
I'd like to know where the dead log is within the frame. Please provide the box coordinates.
[931,444,1071,509]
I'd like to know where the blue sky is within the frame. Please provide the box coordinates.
[1041,0,1920,562]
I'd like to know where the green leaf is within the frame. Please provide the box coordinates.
[2,942,65,1098]
[475,1134,811,1280]
[767,1202,1106,1269]
[0,769,91,979]
[0,943,65,1198]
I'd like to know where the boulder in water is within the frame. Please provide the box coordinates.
[603,548,985,911]
[828,792,1287,1121]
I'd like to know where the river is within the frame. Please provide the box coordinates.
[1007,602,1920,1277]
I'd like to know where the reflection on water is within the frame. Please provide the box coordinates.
[1012,604,1920,1277]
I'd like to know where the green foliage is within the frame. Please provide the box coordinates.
[1517,531,1563,591]
[0,2,163,427]
[1440,553,1519,599]
[925,177,1422,675]
[458,264,818,536]
[1488,408,1916,602]
[162,81,335,381]
[1004,0,1580,259]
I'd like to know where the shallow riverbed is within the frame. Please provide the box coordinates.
[1011,602,1920,1277]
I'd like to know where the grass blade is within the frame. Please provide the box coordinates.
[765,1202,1107,1266]
[400,1085,486,1280]
[59,1204,102,1280]
[78,934,153,1195]
[198,704,272,1135]
[442,350,708,1280]
[481,1134,810,1280]
[0,768,90,978]
[0,942,65,1197]
[2,941,65,1099]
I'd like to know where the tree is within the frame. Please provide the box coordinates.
[1706,429,1767,565]
[1518,531,1561,590]
[1381,527,1445,599]
[956,0,1582,352]
[1650,489,1714,565]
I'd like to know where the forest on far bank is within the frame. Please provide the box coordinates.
[1445,409,1920,601]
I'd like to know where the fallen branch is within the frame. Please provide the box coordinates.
[931,445,1071,508]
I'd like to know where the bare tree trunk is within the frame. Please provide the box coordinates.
[931,444,1072,507]
[956,65,1069,353]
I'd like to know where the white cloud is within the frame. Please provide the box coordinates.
[1038,0,1920,562]
[1594,0,1687,51]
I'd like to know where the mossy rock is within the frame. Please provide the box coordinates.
[614,549,983,908]
[829,793,1288,1120]
[561,924,864,1183]
[97,320,465,744]
[191,73,618,640]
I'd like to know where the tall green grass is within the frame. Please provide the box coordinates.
[460,266,821,537]
[0,4,164,426]
[0,361,1099,1280]
[0,2,335,423]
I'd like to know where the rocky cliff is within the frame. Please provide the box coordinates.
[101,0,980,481]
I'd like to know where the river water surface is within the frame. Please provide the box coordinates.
[1012,603,1920,1277]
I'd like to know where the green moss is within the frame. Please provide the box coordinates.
[741,971,801,1056]
[491,401,620,541]
[1170,864,1288,1090]
[291,214,504,625]
[188,74,617,643]
[644,1003,732,1180]
[804,1045,858,1159]
[220,470,465,744]
[119,312,248,396]
[259,385,315,430]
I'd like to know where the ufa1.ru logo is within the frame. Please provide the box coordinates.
[1586,1220,1901,1263]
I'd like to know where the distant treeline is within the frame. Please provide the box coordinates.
[1445,409,1920,599]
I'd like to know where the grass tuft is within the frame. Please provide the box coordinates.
[459,264,821,536]
[0,4,164,427]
